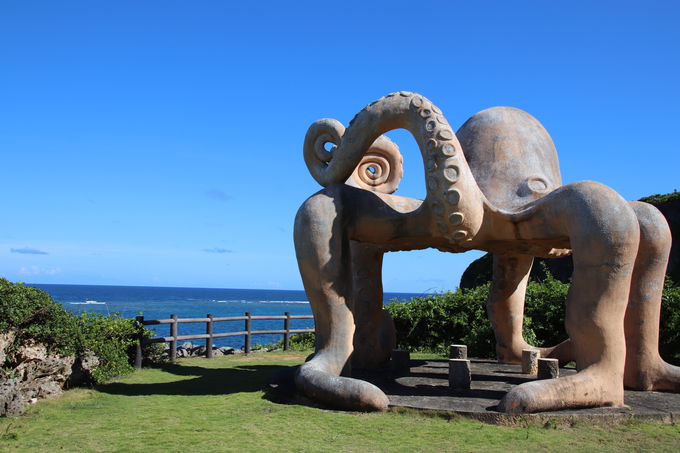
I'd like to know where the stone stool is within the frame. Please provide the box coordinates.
[449,358,471,390]
[449,344,467,359]
[521,349,540,375]
[537,358,559,380]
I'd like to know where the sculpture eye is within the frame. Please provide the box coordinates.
[323,142,335,153]
[527,177,548,193]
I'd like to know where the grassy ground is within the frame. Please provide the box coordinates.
[1,352,679,453]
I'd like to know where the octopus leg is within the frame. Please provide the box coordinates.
[499,181,638,413]
[294,184,428,411]
[488,253,574,364]
[624,201,680,391]
[504,200,678,381]
[488,253,535,363]
[349,242,396,370]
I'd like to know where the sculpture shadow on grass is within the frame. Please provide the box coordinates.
[97,363,288,397]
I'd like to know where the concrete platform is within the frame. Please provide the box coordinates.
[353,359,680,425]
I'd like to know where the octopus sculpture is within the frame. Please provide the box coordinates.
[293,92,680,413]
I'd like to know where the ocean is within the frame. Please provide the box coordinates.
[31,283,425,349]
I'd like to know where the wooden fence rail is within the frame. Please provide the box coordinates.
[134,312,314,368]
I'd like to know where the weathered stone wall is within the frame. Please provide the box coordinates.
[1,336,75,417]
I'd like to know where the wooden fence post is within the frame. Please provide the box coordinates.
[283,312,291,351]
[135,315,144,370]
[244,312,252,354]
[170,314,178,362]
[206,314,213,359]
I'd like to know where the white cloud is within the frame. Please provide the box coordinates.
[11,247,48,255]
[203,247,233,254]
[19,266,61,276]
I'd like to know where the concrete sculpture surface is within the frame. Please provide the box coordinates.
[293,92,680,413]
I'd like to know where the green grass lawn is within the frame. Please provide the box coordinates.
[1,352,679,453]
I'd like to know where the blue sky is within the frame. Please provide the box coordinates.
[0,1,678,292]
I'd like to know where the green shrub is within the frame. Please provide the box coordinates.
[0,279,160,383]
[0,278,78,356]
[74,312,140,383]
[287,331,315,350]
[386,273,680,365]
[273,331,315,351]
[523,272,569,348]
[660,278,680,365]
[386,283,496,357]
[638,191,680,205]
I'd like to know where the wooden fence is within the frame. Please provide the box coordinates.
[134,312,314,368]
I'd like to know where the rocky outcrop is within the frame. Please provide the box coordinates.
[0,378,24,417]
[460,253,574,289]
[167,342,276,358]
[67,351,100,388]
[0,330,16,365]
[1,339,75,417]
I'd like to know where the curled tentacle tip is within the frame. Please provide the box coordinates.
[365,398,389,412]
[347,135,403,194]
[354,386,390,412]
[303,118,347,186]
[498,387,534,414]
[295,364,390,412]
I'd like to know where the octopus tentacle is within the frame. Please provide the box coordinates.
[303,91,489,248]
[295,363,390,412]
[346,135,403,194]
